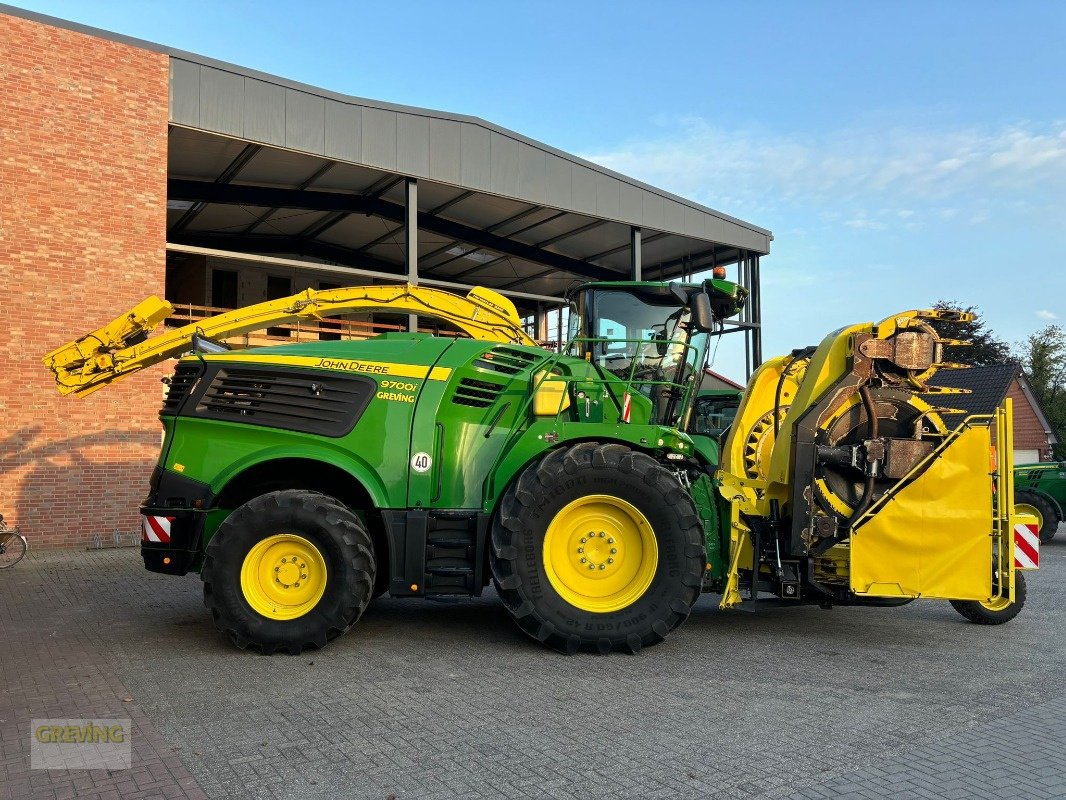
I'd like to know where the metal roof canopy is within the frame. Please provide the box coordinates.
[0,4,772,368]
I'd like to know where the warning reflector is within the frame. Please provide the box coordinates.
[142,515,174,544]
[1014,522,1039,570]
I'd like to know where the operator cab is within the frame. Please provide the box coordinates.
[566,280,746,427]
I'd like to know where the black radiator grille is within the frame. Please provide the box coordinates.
[191,367,374,437]
[452,377,505,408]
[160,363,202,415]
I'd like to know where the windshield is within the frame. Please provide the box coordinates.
[571,289,709,426]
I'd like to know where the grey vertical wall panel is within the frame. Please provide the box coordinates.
[619,183,642,223]
[595,172,620,219]
[571,165,598,214]
[396,114,430,177]
[459,124,490,189]
[285,90,325,155]
[516,143,547,206]
[641,191,665,231]
[663,200,685,235]
[683,206,704,238]
[169,59,200,126]
[428,118,461,185]
[489,132,519,198]
[324,102,362,164]
[544,155,572,209]
[243,78,285,146]
[199,66,244,136]
[362,107,397,170]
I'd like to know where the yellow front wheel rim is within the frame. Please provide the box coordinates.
[240,534,328,620]
[542,495,658,613]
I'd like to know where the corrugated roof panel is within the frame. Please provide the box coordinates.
[516,143,547,207]
[199,65,244,137]
[595,171,620,219]
[544,154,572,209]
[428,118,461,185]
[396,114,430,177]
[243,78,285,146]
[641,191,666,231]
[285,89,325,155]
[571,164,598,213]
[324,102,362,164]
[169,59,199,126]
[489,131,520,198]
[361,107,397,171]
[459,123,491,190]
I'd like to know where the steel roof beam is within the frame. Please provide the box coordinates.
[168,179,621,281]
[240,160,337,235]
[171,143,263,235]
[354,190,477,258]
[418,202,547,271]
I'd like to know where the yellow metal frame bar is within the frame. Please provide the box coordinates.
[44,284,537,397]
[994,398,1016,602]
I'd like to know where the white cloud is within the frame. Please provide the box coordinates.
[1036,309,1058,320]
[582,120,1066,216]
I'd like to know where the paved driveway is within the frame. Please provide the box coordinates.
[1,535,1064,800]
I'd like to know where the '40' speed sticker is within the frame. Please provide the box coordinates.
[410,452,433,473]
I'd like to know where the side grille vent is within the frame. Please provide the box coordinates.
[193,368,373,437]
[160,363,202,415]
[452,378,505,408]
[472,346,542,375]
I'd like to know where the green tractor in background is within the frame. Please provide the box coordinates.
[1014,463,1064,543]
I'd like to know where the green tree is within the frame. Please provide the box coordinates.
[1017,325,1066,460]
[929,300,1011,366]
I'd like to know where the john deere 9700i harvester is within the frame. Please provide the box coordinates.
[44,278,1038,654]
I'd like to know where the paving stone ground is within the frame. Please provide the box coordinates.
[1,532,1064,800]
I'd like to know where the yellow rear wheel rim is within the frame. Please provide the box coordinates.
[979,594,1013,612]
[1014,502,1043,531]
[542,495,658,613]
[240,533,328,620]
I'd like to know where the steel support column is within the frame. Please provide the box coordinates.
[751,254,763,368]
[405,178,418,332]
[630,226,642,281]
[534,303,549,344]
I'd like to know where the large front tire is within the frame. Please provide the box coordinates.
[490,443,704,654]
[202,490,375,654]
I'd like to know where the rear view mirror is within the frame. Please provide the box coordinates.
[690,292,716,333]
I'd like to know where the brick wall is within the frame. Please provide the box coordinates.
[1008,380,1053,460]
[0,13,169,548]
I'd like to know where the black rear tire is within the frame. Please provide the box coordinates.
[202,490,375,654]
[1015,490,1058,544]
[490,442,705,654]
[949,572,1027,625]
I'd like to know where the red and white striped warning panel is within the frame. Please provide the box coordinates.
[622,392,632,423]
[1014,522,1040,570]
[142,515,174,544]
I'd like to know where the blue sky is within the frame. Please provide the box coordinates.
[12,0,1066,378]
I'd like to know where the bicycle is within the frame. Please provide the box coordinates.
[0,514,27,569]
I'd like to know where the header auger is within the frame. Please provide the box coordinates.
[44,278,1038,654]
